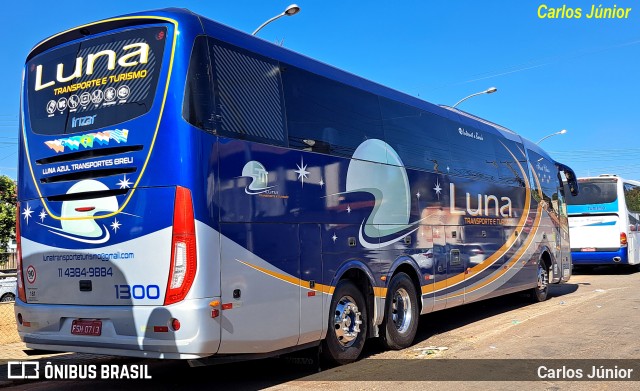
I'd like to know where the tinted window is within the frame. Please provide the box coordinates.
[182,36,215,131]
[565,178,618,205]
[380,98,451,171]
[447,122,498,181]
[623,182,640,212]
[211,40,286,146]
[528,150,562,209]
[495,139,527,187]
[282,66,383,157]
[26,26,167,135]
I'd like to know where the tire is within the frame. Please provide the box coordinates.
[530,258,549,302]
[1,293,15,302]
[381,272,419,350]
[321,280,367,365]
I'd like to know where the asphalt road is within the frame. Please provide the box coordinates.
[4,265,640,390]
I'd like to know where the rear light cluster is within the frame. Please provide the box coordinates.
[15,204,26,302]
[164,187,197,305]
[620,232,628,247]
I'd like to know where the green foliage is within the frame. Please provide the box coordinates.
[0,175,16,251]
[625,187,640,213]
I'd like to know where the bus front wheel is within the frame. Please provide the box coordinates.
[321,280,367,365]
[531,258,549,302]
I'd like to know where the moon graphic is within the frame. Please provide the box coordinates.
[346,139,424,248]
[39,179,119,243]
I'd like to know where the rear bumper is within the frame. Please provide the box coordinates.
[571,247,628,265]
[14,297,220,359]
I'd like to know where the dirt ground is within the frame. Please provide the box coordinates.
[0,303,21,345]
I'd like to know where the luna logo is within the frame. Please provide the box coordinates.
[34,42,150,91]
[240,161,277,195]
[449,183,513,217]
[72,115,96,128]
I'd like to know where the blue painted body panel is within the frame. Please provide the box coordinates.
[571,248,628,265]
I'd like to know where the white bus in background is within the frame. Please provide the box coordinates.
[565,175,640,269]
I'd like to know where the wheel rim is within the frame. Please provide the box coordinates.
[536,262,548,293]
[333,295,362,347]
[391,287,412,334]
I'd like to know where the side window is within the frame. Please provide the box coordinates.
[447,122,499,181]
[528,150,558,208]
[182,36,215,131]
[495,139,527,187]
[624,182,640,212]
[281,65,383,157]
[210,39,286,146]
[380,98,451,172]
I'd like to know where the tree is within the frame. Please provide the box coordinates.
[625,187,640,213]
[0,175,17,252]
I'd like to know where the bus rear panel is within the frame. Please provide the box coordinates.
[566,176,640,266]
[16,12,221,359]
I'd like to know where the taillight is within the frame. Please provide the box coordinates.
[164,187,197,305]
[620,232,628,247]
[15,203,26,302]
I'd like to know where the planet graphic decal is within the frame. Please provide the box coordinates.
[345,139,426,248]
[39,179,119,244]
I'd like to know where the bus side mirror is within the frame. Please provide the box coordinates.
[568,181,578,196]
[557,163,579,196]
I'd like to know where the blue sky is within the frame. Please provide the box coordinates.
[0,0,638,180]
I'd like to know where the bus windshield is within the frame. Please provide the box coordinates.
[26,26,167,135]
[565,178,618,206]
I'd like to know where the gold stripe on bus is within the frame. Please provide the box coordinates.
[236,259,392,298]
[440,152,550,299]
[439,203,544,300]
[421,142,532,295]
[236,259,336,295]
[23,16,179,221]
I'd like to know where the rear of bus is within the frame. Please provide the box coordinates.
[15,10,220,358]
[565,176,631,266]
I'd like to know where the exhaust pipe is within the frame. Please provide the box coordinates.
[613,257,621,263]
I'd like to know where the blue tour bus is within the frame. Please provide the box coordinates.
[566,175,640,268]
[15,8,578,364]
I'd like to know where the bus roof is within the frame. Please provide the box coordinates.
[30,7,556,163]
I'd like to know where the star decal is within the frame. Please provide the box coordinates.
[319,178,325,188]
[117,175,132,189]
[110,218,121,233]
[416,192,421,199]
[332,233,338,243]
[22,204,33,224]
[433,180,443,199]
[39,209,47,222]
[346,205,352,213]
[294,157,310,187]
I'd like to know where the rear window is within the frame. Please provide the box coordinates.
[565,178,618,205]
[26,26,167,135]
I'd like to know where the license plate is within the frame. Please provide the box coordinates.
[71,320,102,336]
[581,247,596,252]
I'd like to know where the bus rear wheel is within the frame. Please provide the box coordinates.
[530,258,549,302]
[381,272,419,350]
[321,280,367,365]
